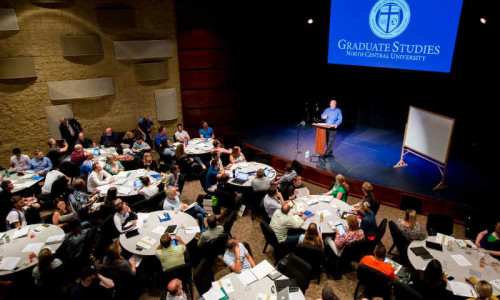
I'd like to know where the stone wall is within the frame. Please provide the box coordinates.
[0,0,182,164]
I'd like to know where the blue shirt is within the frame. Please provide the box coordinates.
[138,118,154,133]
[360,210,377,237]
[205,166,220,188]
[163,196,182,211]
[28,157,52,173]
[321,107,343,126]
[199,127,214,138]
[155,133,169,147]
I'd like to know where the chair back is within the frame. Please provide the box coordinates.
[277,254,312,294]
[356,264,391,299]
[194,259,214,296]
[293,243,322,281]
[339,239,372,266]
[426,213,453,236]
[50,176,69,198]
[393,280,423,300]
[260,220,279,248]
[158,263,193,290]
[99,204,116,220]
[223,210,238,236]
[388,221,410,265]
[199,168,209,193]
[59,161,80,178]
[260,198,271,224]
[130,199,149,213]
[120,194,145,206]
[200,233,229,261]
[41,213,54,224]
[373,218,387,245]
[148,190,166,211]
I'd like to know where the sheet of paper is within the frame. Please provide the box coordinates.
[33,224,48,233]
[203,286,226,300]
[21,242,44,253]
[185,226,201,235]
[319,195,332,203]
[22,173,35,179]
[464,239,478,249]
[295,188,309,199]
[436,233,455,245]
[256,294,277,300]
[117,171,130,178]
[117,186,132,195]
[12,227,29,239]
[305,199,318,206]
[489,279,500,291]
[449,281,477,298]
[45,234,66,244]
[152,226,166,235]
[251,259,275,280]
[292,202,304,212]
[97,184,111,194]
[131,254,143,267]
[137,236,156,249]
[237,269,258,286]
[317,209,332,217]
[450,254,472,267]
[220,278,234,293]
[0,257,21,271]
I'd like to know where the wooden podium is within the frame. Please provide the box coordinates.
[312,123,335,155]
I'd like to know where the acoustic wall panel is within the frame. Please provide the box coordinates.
[134,61,168,82]
[0,9,19,31]
[155,88,178,121]
[60,35,103,56]
[96,9,135,28]
[0,58,37,79]
[114,39,173,60]
[48,77,114,100]
[45,104,73,140]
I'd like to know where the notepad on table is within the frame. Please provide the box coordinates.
[117,171,130,178]
[436,233,455,245]
[305,199,318,206]
[212,278,234,293]
[295,188,309,199]
[256,294,276,300]
[158,212,171,222]
[251,260,275,280]
[21,242,44,253]
[185,226,201,235]
[0,257,21,271]
[450,254,472,267]
[136,236,156,250]
[46,234,66,245]
[12,227,29,239]
[152,226,166,235]
[449,281,477,298]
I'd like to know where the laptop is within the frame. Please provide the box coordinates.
[232,172,250,185]
[277,286,289,300]
[275,279,299,293]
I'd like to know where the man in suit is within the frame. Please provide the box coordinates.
[59,117,83,152]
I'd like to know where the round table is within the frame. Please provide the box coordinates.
[119,210,198,256]
[184,138,213,155]
[227,162,276,188]
[0,224,65,276]
[408,239,500,293]
[1,170,44,194]
[98,169,162,197]
[294,195,353,234]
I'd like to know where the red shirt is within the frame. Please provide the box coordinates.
[359,255,396,281]
[70,151,86,166]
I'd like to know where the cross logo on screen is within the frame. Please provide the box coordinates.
[369,0,411,39]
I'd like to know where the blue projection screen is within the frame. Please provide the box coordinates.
[327,0,463,73]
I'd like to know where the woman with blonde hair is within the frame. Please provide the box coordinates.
[103,242,136,276]
[325,215,365,256]
[395,209,427,242]
[323,174,349,202]
[139,152,158,172]
[299,223,324,250]
[468,281,499,300]
[229,146,246,164]
[32,248,63,286]
[105,154,125,175]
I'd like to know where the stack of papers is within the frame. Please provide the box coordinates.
[21,243,44,253]
[12,227,29,239]
[117,186,132,195]
[46,234,66,244]
[212,278,234,293]
[319,195,332,203]
[237,269,258,285]
[305,199,318,206]
[158,212,171,222]
[185,226,201,235]
[489,279,500,291]
[152,226,166,235]
[291,202,304,212]
[295,188,309,199]
[202,287,226,300]
[449,281,477,297]
[317,209,332,217]
[97,184,111,194]
[136,236,156,250]
[0,257,20,271]
[117,171,130,178]
[33,224,49,233]
[251,260,275,280]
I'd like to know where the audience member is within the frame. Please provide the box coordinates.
[359,243,395,280]
[163,187,208,232]
[199,120,215,139]
[224,237,256,273]
[411,259,450,300]
[275,163,297,193]
[46,138,68,168]
[131,136,151,159]
[5,195,27,229]
[87,163,114,193]
[213,174,243,216]
[41,167,68,196]
[299,222,324,250]
[71,178,100,215]
[100,127,120,147]
[9,148,29,172]
[104,187,119,206]
[105,154,124,175]
[159,139,176,164]
[359,201,377,239]
[137,115,154,145]
[198,215,225,247]
[52,198,76,228]
[32,248,63,286]
[165,165,184,194]
[155,126,169,149]
[251,168,271,192]
[269,203,306,246]
[174,124,190,142]
[70,144,87,166]
[70,265,114,300]
[82,152,95,167]
[0,180,14,231]
[325,214,364,256]
[75,132,95,148]
[28,150,52,175]
[210,139,232,154]
[229,146,246,164]
[318,284,340,300]
[469,281,499,300]
[395,209,427,242]
[287,176,306,201]
[59,117,82,151]
[103,242,136,276]
[323,174,349,202]
[120,130,136,150]
[174,144,205,176]
[113,200,138,233]
[61,220,91,260]
[156,233,186,271]
[264,186,286,219]
[139,152,158,171]
[137,176,159,199]
[166,278,188,300]
[206,160,224,191]
[475,220,500,258]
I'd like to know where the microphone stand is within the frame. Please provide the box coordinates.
[295,121,305,159]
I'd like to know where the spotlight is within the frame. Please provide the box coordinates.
[307,18,314,24]
[480,18,487,24]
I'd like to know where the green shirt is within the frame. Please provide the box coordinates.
[331,183,347,202]
[155,244,186,271]
[104,161,124,175]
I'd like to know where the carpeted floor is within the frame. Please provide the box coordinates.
[138,178,465,300]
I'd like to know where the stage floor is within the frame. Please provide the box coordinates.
[241,123,490,205]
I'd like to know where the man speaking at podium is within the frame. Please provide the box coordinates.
[321,99,343,159]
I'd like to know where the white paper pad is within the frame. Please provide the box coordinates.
[465,239,478,249]
[185,226,201,235]
[131,254,143,267]
[295,188,309,199]
[117,171,130,178]
[97,184,111,194]
[450,254,472,267]
[21,242,44,253]
[292,215,303,223]
[256,294,277,300]
[22,173,35,179]
[251,260,275,280]
[319,195,332,203]
[436,233,455,245]
[305,199,318,206]
[0,257,21,271]
[46,234,66,244]
[237,269,258,286]
[449,281,477,297]
[152,226,166,235]
[12,227,29,239]
[203,286,226,300]
[33,224,48,233]
[317,209,332,217]
[117,186,132,195]
[292,202,304,212]
[137,236,156,250]
[212,278,235,293]
[489,279,500,291]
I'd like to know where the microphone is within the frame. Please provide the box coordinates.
[296,121,305,126]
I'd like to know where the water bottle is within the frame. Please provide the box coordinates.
[184,139,188,147]
[5,235,10,243]
[5,169,9,178]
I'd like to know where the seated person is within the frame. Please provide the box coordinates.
[275,163,297,193]
[113,200,138,233]
[137,176,159,199]
[395,209,427,242]
[70,144,87,166]
[28,150,53,175]
[411,259,450,300]
[131,135,151,159]
[159,139,176,164]
[104,187,119,206]
[251,168,271,192]
[163,187,208,232]
[41,167,68,196]
[165,165,184,194]
[71,179,100,214]
[205,160,224,192]
[52,198,76,228]
[156,233,186,271]
[61,220,91,260]
[174,144,205,176]
[87,163,114,193]
[138,152,158,172]
[103,242,136,277]
[210,139,232,155]
[223,237,256,273]
[75,132,95,149]
[359,243,395,280]
[199,120,214,139]
[229,146,246,164]
[5,195,28,229]
[119,131,135,151]
[287,176,306,201]
[476,220,500,259]
[174,124,190,142]
[352,182,380,215]
[166,278,188,300]
[469,281,499,300]
[269,203,306,246]
[213,174,243,216]
[100,128,120,147]
[32,248,63,286]
[70,265,114,300]
[299,222,324,250]
[325,214,364,256]
[264,186,286,219]
[0,181,14,231]
[9,148,30,172]
[359,201,377,240]
[104,154,124,175]
[82,152,95,167]
[323,174,349,202]
[46,138,68,168]
[198,215,225,247]
[155,126,169,149]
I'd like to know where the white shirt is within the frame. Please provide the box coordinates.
[6,208,27,229]
[113,211,135,233]
[10,154,30,171]
[139,185,159,199]
[41,170,63,195]
[87,170,112,193]
[174,130,190,141]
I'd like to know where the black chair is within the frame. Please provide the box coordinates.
[193,258,214,296]
[120,194,145,206]
[199,168,209,194]
[331,239,373,279]
[199,233,229,263]
[148,190,166,212]
[291,160,303,176]
[371,218,388,248]
[158,263,193,300]
[293,244,322,283]
[94,215,120,261]
[277,254,312,294]
[388,220,411,266]
[354,264,391,300]
[260,220,285,263]
[248,190,267,220]
[99,204,116,220]
[426,213,453,236]
[242,241,253,258]
[41,213,54,224]
[223,210,237,237]
[100,265,140,300]
[254,152,272,166]
[130,199,149,212]
[393,280,423,300]
[259,198,271,224]
[59,161,80,184]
